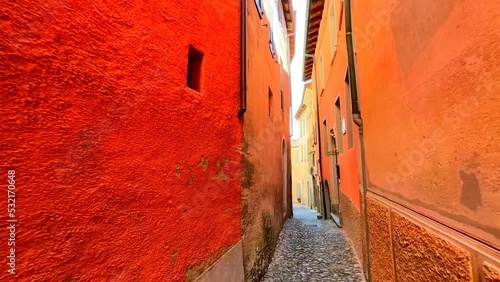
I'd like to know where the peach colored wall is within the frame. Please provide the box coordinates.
[353,0,500,249]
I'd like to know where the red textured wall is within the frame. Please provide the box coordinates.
[0,1,241,281]
[353,0,500,249]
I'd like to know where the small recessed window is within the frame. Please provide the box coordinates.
[187,45,203,92]
[255,0,264,18]
[268,88,273,120]
[269,29,276,58]
[280,91,284,112]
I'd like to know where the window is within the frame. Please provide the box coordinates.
[254,0,264,19]
[280,91,284,113]
[269,28,276,58]
[313,123,317,144]
[345,71,353,149]
[187,45,203,92]
[323,120,328,157]
[268,88,273,120]
[319,54,325,92]
[335,98,344,154]
[329,2,338,61]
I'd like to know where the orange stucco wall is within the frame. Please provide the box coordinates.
[353,0,500,250]
[0,1,241,281]
[241,1,292,280]
[314,0,361,211]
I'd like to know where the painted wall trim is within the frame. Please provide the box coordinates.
[194,241,245,282]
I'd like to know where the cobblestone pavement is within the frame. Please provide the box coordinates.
[262,204,365,282]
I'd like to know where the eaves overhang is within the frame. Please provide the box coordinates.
[303,0,325,81]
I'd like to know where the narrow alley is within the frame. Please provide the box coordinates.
[263,205,364,282]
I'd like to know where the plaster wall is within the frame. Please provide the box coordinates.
[353,0,500,249]
[0,0,242,281]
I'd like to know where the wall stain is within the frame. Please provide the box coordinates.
[199,156,209,171]
[213,158,228,180]
[459,170,482,210]
[175,163,181,177]
[245,212,277,281]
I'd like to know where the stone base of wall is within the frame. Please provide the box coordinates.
[195,241,244,282]
[367,192,500,282]
[340,191,364,269]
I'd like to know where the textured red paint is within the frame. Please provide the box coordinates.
[353,0,500,249]
[0,0,241,281]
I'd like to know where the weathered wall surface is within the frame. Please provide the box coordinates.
[242,2,292,281]
[340,192,364,266]
[367,197,394,282]
[353,0,500,249]
[0,1,241,281]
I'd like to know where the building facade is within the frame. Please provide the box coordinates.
[0,0,293,281]
[304,0,500,281]
[291,139,300,202]
[303,0,365,267]
[294,85,319,209]
[241,0,294,280]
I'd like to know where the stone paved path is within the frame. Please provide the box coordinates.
[262,204,365,282]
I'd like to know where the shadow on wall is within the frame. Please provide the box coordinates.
[459,170,482,211]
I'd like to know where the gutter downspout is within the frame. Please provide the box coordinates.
[238,0,247,118]
[305,53,327,220]
[345,0,372,281]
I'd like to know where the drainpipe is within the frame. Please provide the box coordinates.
[305,53,327,220]
[345,0,372,281]
[237,0,247,118]
[288,33,295,137]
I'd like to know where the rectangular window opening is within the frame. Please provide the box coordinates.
[268,88,273,120]
[281,91,284,113]
[335,98,344,154]
[323,120,328,157]
[319,55,325,92]
[345,71,354,149]
[329,2,338,61]
[187,45,203,92]
[254,0,264,18]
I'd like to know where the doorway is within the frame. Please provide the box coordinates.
[330,98,342,226]
[282,140,287,218]
[323,180,332,219]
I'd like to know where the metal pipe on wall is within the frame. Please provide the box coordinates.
[238,0,248,118]
[345,0,372,280]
